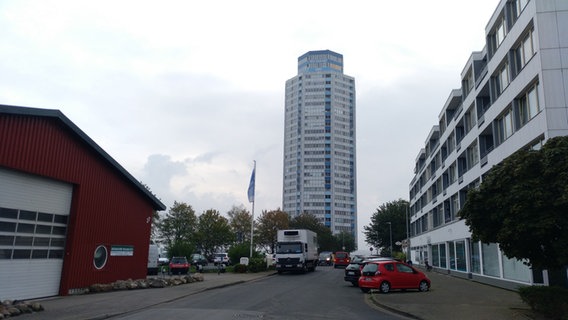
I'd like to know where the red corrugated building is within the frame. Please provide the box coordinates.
[0,104,165,299]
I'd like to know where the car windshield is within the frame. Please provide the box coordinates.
[276,243,303,254]
[335,252,348,259]
[172,258,186,263]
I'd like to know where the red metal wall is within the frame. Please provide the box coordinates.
[0,113,156,295]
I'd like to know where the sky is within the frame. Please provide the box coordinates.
[0,0,500,250]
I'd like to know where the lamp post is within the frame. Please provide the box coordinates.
[386,222,392,255]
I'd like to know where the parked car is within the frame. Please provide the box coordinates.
[213,252,230,266]
[158,257,170,266]
[318,251,333,266]
[169,256,190,275]
[190,253,208,266]
[358,260,431,293]
[343,255,387,286]
[333,251,351,268]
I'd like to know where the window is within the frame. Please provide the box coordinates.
[515,0,529,17]
[94,245,108,269]
[467,141,479,169]
[517,83,539,127]
[513,29,535,76]
[499,63,509,93]
[496,107,514,144]
[496,17,507,47]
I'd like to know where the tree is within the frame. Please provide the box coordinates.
[158,201,197,255]
[460,136,568,270]
[289,212,335,251]
[363,199,409,256]
[333,231,356,252]
[195,209,234,258]
[255,209,289,253]
[227,205,252,244]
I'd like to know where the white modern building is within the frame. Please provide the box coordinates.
[409,0,568,289]
[283,50,357,241]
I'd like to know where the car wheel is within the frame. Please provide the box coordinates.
[360,287,370,293]
[351,281,358,287]
[380,281,391,293]
[419,280,429,292]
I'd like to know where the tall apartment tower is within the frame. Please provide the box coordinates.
[283,50,357,241]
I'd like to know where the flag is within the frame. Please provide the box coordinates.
[247,166,255,203]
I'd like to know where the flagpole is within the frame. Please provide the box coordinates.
[248,161,256,258]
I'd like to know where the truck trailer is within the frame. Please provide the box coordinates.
[275,229,319,273]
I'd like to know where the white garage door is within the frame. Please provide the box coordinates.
[0,168,72,300]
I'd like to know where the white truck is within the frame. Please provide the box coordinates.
[147,244,159,275]
[275,229,319,273]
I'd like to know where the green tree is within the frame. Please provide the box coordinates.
[363,199,409,256]
[195,209,234,258]
[227,205,252,244]
[460,136,568,270]
[333,231,356,252]
[255,209,289,253]
[158,201,197,254]
[289,212,335,251]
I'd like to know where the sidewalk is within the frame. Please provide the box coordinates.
[369,269,541,320]
[19,271,273,320]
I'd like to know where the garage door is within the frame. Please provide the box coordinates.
[0,168,72,300]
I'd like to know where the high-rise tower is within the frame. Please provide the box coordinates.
[283,50,357,242]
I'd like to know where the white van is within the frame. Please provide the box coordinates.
[147,244,159,275]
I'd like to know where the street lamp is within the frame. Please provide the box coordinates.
[386,222,392,255]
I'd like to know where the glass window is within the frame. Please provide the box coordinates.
[482,243,500,277]
[471,241,481,274]
[17,223,35,234]
[517,84,539,127]
[0,207,18,219]
[383,263,394,272]
[36,225,52,234]
[502,253,531,282]
[432,245,440,267]
[449,241,456,269]
[94,245,108,269]
[456,241,467,272]
[32,250,49,259]
[19,210,37,221]
[37,212,53,222]
[0,249,13,259]
[34,237,51,246]
[0,235,14,246]
[0,222,16,232]
[15,236,33,246]
[13,249,31,259]
[396,263,414,273]
[496,17,507,46]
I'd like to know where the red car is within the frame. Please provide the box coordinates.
[333,251,351,268]
[169,256,190,275]
[358,260,430,293]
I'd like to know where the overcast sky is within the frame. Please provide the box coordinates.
[0,0,500,250]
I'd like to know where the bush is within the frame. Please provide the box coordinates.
[518,286,568,320]
[233,264,247,273]
[247,257,267,273]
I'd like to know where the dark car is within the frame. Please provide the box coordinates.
[169,256,190,275]
[318,251,333,266]
[190,253,208,266]
[344,256,389,286]
[358,260,430,293]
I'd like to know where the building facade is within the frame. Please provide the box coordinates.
[283,50,357,241]
[0,105,165,299]
[409,0,568,289]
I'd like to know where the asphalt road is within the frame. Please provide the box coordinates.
[116,266,406,320]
